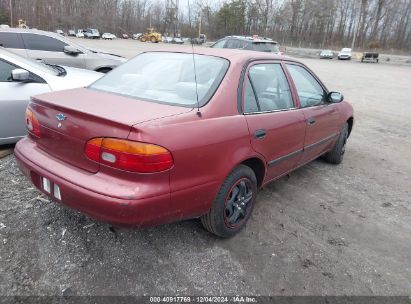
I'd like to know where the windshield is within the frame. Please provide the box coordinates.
[89,52,229,107]
[1,48,58,75]
[249,42,279,53]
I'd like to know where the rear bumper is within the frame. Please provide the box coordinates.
[14,137,184,227]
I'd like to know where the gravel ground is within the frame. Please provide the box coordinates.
[0,40,410,296]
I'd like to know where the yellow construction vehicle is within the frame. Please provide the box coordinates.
[139,28,162,43]
[18,19,27,29]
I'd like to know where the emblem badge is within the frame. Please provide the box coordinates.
[55,113,67,121]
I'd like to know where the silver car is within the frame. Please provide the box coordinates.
[0,28,126,73]
[0,47,102,145]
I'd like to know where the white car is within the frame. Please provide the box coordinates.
[338,48,352,60]
[102,33,116,40]
[0,47,102,145]
[76,30,84,38]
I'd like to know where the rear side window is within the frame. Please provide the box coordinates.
[286,64,325,108]
[225,39,248,49]
[22,33,68,52]
[0,59,16,82]
[0,32,24,49]
[244,63,294,112]
[212,39,227,48]
[248,42,279,53]
[243,78,259,113]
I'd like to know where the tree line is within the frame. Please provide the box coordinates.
[0,0,410,51]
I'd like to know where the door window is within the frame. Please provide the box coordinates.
[0,32,24,49]
[286,64,325,108]
[244,63,294,113]
[0,59,16,82]
[22,33,68,52]
[212,39,227,48]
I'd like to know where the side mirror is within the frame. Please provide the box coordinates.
[328,91,344,103]
[64,45,81,55]
[11,69,30,82]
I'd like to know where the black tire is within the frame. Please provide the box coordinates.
[96,68,111,74]
[324,123,349,164]
[201,165,257,238]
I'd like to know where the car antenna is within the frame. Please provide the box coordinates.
[191,42,201,117]
[188,0,201,117]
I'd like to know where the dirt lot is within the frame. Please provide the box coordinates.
[1,39,410,296]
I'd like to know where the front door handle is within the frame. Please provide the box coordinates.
[307,117,316,125]
[254,129,267,139]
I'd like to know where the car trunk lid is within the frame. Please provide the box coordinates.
[30,88,192,173]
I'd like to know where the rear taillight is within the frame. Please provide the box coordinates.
[25,108,41,138]
[85,138,173,173]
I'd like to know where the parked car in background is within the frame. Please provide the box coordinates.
[56,30,65,36]
[320,49,334,59]
[172,37,184,45]
[102,33,116,40]
[76,29,84,38]
[68,30,76,37]
[0,47,102,145]
[338,48,352,60]
[211,36,282,55]
[132,33,142,40]
[121,34,129,39]
[191,34,207,45]
[84,28,100,39]
[361,52,379,63]
[15,49,353,237]
[0,28,126,73]
[163,36,173,43]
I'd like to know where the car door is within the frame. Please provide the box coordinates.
[285,63,340,164]
[21,33,86,68]
[0,59,50,143]
[242,62,306,182]
[0,32,28,57]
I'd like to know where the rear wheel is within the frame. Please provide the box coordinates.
[141,37,147,42]
[150,37,157,43]
[201,165,257,238]
[324,123,349,164]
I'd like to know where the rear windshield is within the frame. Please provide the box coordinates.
[248,42,279,53]
[89,52,229,107]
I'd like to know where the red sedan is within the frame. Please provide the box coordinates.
[15,48,354,237]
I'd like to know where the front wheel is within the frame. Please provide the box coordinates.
[201,165,257,238]
[324,123,349,164]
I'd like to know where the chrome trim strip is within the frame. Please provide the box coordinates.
[244,107,298,115]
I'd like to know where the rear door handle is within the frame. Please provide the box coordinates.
[307,117,316,125]
[254,129,267,139]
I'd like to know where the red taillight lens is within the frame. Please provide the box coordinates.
[85,138,173,173]
[25,108,41,138]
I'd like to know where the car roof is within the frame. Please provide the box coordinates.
[142,47,294,65]
[221,36,279,44]
[0,27,60,36]
[0,27,88,52]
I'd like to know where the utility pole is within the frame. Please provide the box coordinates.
[198,12,201,39]
[9,0,13,27]
[351,2,361,50]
